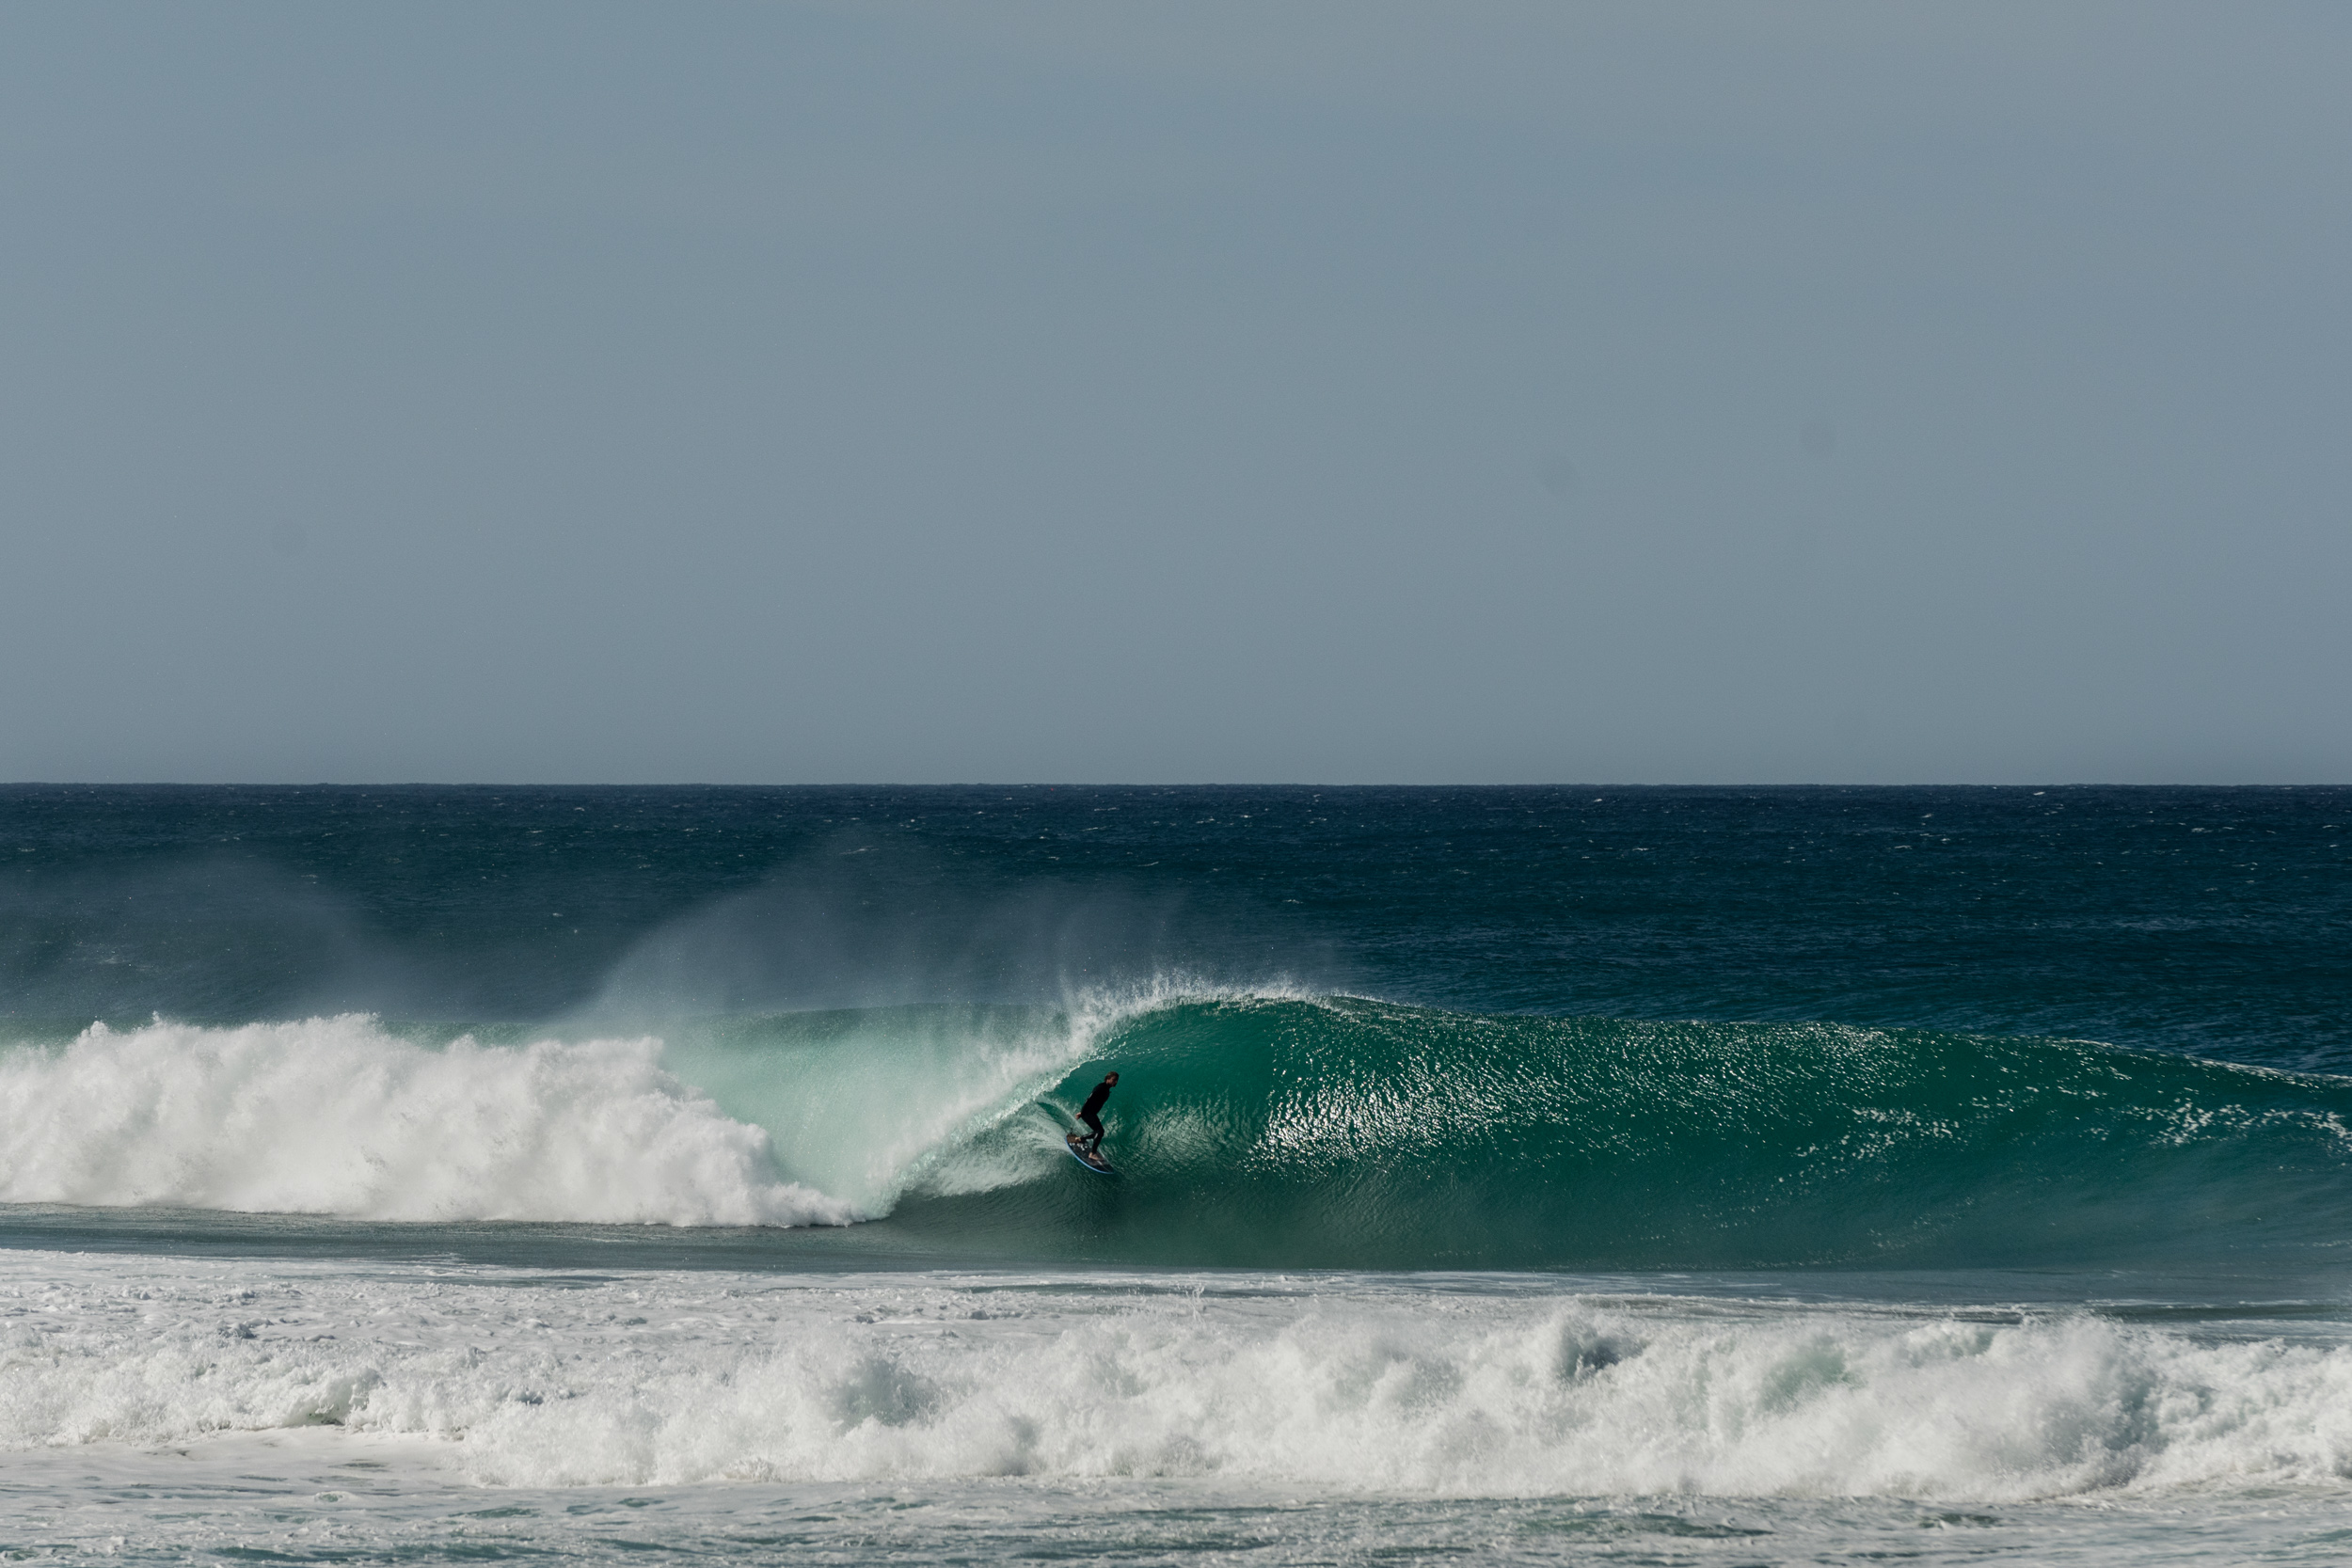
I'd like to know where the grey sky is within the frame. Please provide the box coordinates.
[3,3,2344,784]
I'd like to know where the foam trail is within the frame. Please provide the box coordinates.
[0,1017,851,1226]
[8,1254,2352,1499]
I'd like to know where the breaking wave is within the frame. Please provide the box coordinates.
[6,987,2352,1269]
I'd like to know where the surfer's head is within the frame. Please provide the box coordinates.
[1104,1071,1120,1085]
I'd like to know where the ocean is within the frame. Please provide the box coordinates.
[2,784,2348,1562]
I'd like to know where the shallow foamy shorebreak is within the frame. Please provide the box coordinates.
[9,1252,2352,1495]
[8,1252,2352,1562]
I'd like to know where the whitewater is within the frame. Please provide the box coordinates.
[3,783,2349,1564]
[11,1251,2352,1496]
[10,1253,2352,1561]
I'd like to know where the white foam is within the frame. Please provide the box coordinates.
[5,1253,2349,1501]
[0,1016,851,1225]
[0,982,1302,1226]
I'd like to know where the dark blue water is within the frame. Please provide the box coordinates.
[6,784,2345,1065]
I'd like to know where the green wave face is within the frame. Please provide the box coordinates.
[685,997,2352,1270]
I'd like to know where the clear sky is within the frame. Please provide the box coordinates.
[3,3,2344,784]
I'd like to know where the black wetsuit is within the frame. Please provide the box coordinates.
[1076,1079,1114,1150]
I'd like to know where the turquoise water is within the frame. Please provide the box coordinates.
[2,785,2348,1562]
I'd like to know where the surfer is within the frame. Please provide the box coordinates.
[1074,1071,1118,1153]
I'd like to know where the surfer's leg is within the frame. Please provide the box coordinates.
[1078,1110,1104,1151]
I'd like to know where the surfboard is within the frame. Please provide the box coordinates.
[1065,1133,1115,1176]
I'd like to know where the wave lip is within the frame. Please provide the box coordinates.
[643,974,1322,1217]
[0,1016,851,1227]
